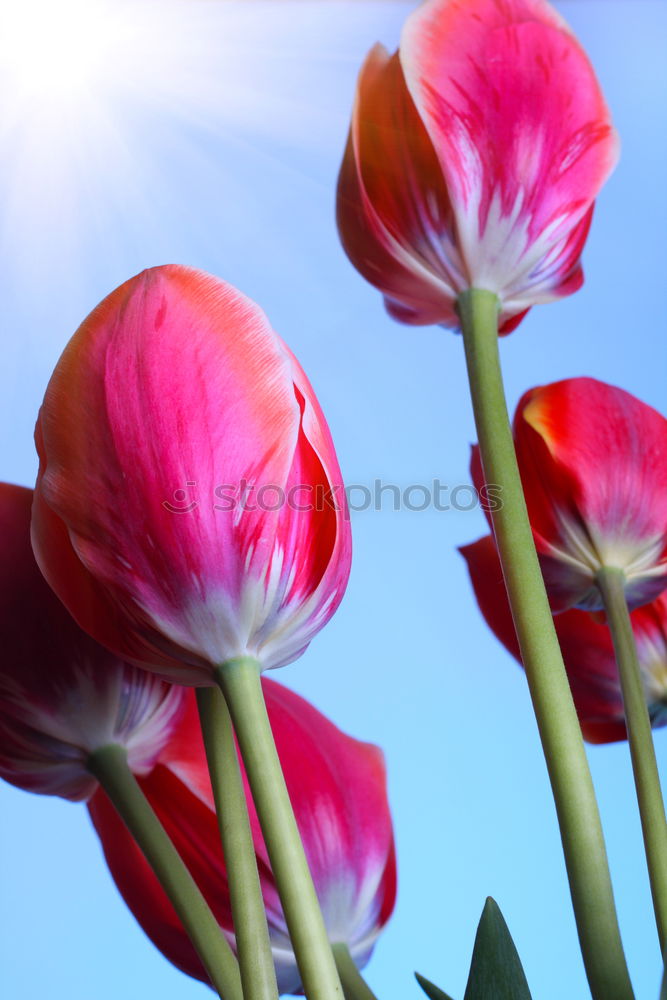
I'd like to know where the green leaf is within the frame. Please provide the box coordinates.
[463,898,532,1000]
[415,971,456,1000]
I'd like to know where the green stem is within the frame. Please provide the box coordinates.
[332,944,378,1000]
[457,288,634,1000]
[87,743,242,1000]
[596,566,667,952]
[215,657,344,1000]
[196,687,279,1000]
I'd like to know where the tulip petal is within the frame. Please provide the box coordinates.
[337,45,462,328]
[264,680,396,956]
[247,354,351,670]
[401,0,619,305]
[36,267,295,671]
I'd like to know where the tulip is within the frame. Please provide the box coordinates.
[469,377,667,955]
[0,481,245,997]
[336,0,618,332]
[33,264,355,1000]
[471,377,667,612]
[88,678,397,995]
[0,482,185,802]
[32,265,352,686]
[461,534,667,743]
[337,5,630,988]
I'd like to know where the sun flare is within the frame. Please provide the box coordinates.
[0,0,137,103]
[0,0,349,294]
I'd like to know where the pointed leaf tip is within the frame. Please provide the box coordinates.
[415,971,456,1000]
[463,897,532,1000]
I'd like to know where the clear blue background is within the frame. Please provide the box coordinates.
[1,2,666,998]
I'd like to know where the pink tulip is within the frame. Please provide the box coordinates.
[460,534,667,743]
[337,0,618,332]
[0,483,185,801]
[33,266,352,685]
[471,377,667,612]
[89,678,397,992]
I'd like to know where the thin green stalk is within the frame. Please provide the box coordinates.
[596,566,667,951]
[87,743,242,1000]
[332,943,378,1000]
[457,288,634,1000]
[196,687,279,1000]
[215,656,344,1000]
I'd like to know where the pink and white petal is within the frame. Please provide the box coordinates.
[267,680,396,947]
[35,266,305,676]
[167,678,396,949]
[337,45,464,328]
[510,205,593,306]
[401,0,619,297]
[249,351,352,669]
[518,379,667,607]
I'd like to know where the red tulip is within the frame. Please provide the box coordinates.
[337,0,618,333]
[460,534,667,743]
[33,265,352,686]
[88,678,397,992]
[0,483,185,801]
[472,377,667,612]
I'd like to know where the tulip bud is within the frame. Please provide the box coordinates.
[32,265,352,685]
[337,0,618,332]
[472,377,667,612]
[460,534,667,743]
[0,484,185,802]
[89,679,396,992]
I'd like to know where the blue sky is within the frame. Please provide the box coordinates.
[1,2,666,998]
